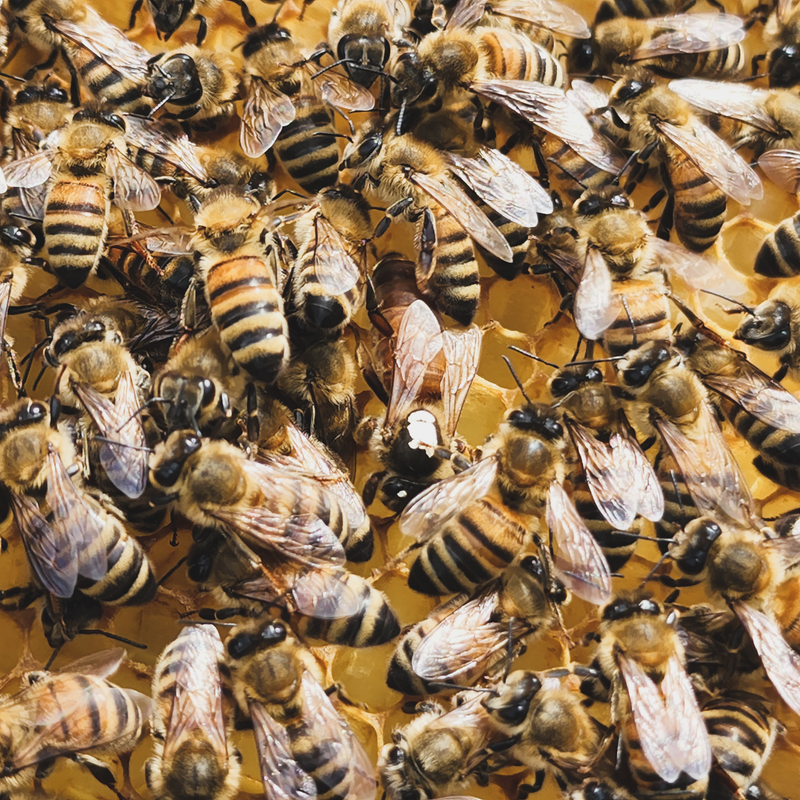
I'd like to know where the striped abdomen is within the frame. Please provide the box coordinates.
[602,280,671,357]
[473,196,530,281]
[408,496,528,595]
[423,205,481,326]
[286,716,356,800]
[647,46,746,79]
[541,135,614,203]
[654,448,698,551]
[755,212,800,277]
[205,255,287,384]
[774,573,800,651]
[274,97,339,194]
[480,28,566,87]
[44,176,109,288]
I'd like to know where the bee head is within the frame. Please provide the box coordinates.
[734,299,793,351]
[769,45,800,88]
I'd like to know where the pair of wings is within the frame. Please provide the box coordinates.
[12,443,108,599]
[251,675,376,800]
[399,454,612,604]
[566,414,664,532]
[445,0,590,36]
[385,299,481,437]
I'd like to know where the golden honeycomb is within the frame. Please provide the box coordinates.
[0,0,800,798]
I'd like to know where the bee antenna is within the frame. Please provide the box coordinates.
[157,555,187,587]
[93,437,154,454]
[613,150,639,187]
[149,90,176,117]
[501,355,533,405]
[178,619,237,627]
[503,616,514,681]
[44,644,63,671]
[270,0,287,24]
[639,549,672,586]
[0,71,23,82]
[508,345,559,369]
[427,681,499,695]
[31,362,48,393]
[546,157,585,188]
[700,289,755,316]
[566,355,624,366]
[76,629,148,649]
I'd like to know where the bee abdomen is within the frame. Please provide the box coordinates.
[655,450,697,550]
[755,213,800,277]
[474,198,530,281]
[275,102,339,194]
[723,400,800,467]
[287,726,351,800]
[480,29,565,87]
[650,46,746,79]
[206,256,287,384]
[602,282,670,356]
[572,483,639,571]
[294,251,361,332]
[66,47,152,115]
[387,619,437,695]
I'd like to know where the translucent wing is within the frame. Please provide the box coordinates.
[163,626,229,763]
[409,168,513,262]
[57,648,125,679]
[614,415,664,523]
[661,652,711,780]
[310,214,362,295]
[1,151,53,189]
[471,80,626,173]
[759,149,800,193]
[122,115,209,182]
[631,14,745,59]
[491,0,590,36]
[441,324,482,437]
[733,602,800,717]
[313,66,375,112]
[567,79,610,115]
[108,148,161,212]
[778,0,797,22]
[250,701,316,800]
[657,117,762,205]
[287,568,365,618]
[386,299,444,429]
[240,79,296,158]
[546,482,611,605]
[574,247,617,341]
[668,79,785,135]
[399,456,499,542]
[447,0,487,29]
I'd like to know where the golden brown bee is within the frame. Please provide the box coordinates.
[225,617,377,800]
[146,625,241,800]
[130,0,255,46]
[763,0,800,88]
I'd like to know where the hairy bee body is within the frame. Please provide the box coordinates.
[478,26,566,87]
[755,213,800,278]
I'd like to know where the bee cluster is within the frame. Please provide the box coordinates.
[0,0,799,798]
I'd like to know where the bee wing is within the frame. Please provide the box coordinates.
[10,492,78,598]
[412,587,531,681]
[107,147,161,212]
[122,115,209,182]
[668,79,784,135]
[618,654,682,784]
[661,652,711,780]
[732,602,800,717]
[631,13,745,59]
[299,673,377,800]
[313,66,375,112]
[289,568,366,619]
[443,147,552,227]
[250,701,317,800]
[163,626,229,763]
[386,299,444,429]
[441,323,482,437]
[546,482,612,605]
[654,404,754,526]
[613,416,664,523]
[447,0,487,28]
[656,117,762,205]
[574,247,618,341]
[310,214,363,295]
[240,78,297,158]
[409,169,513,262]
[567,79,610,115]
[58,648,125,678]
[759,149,800,193]
[0,279,11,365]
[44,445,107,582]
[1,151,53,189]
[471,80,626,173]
[399,456,499,542]
[491,0,590,37]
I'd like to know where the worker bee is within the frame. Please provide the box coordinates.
[762,0,800,88]
[238,22,373,193]
[604,69,762,252]
[399,393,612,603]
[1,105,160,289]
[191,187,288,386]
[130,0,255,45]
[357,297,480,512]
[146,625,241,800]
[585,591,712,787]
[575,13,746,79]
[387,555,566,695]
[225,616,377,799]
[0,648,152,796]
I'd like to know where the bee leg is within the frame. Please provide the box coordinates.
[641,188,667,215]
[23,48,57,80]
[70,754,124,800]
[774,363,789,383]
[656,193,675,243]
[34,758,57,780]
[127,0,143,29]
[361,469,383,506]
[0,584,44,610]
[324,682,368,710]
[225,0,256,27]
[59,50,82,108]
[517,769,545,797]
[194,14,208,46]
[374,197,414,239]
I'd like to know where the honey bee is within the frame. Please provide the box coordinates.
[225,617,377,799]
[191,187,288,386]
[440,0,591,39]
[604,69,762,252]
[585,591,712,787]
[0,648,152,796]
[357,297,480,512]
[130,0,255,46]
[578,13,747,78]
[399,394,612,603]
[238,22,373,193]
[2,106,160,289]
[762,0,800,88]
[387,555,566,696]
[146,625,241,800]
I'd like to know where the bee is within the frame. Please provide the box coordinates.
[357,297,480,512]
[577,13,747,79]
[2,105,160,289]
[763,0,800,88]
[288,184,373,336]
[399,392,612,603]
[238,22,373,193]
[145,46,239,133]
[386,555,566,696]
[0,648,152,796]
[585,592,712,789]
[604,69,762,252]
[669,517,800,719]
[129,0,255,46]
[146,625,241,800]
[191,187,288,386]
[225,617,377,800]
